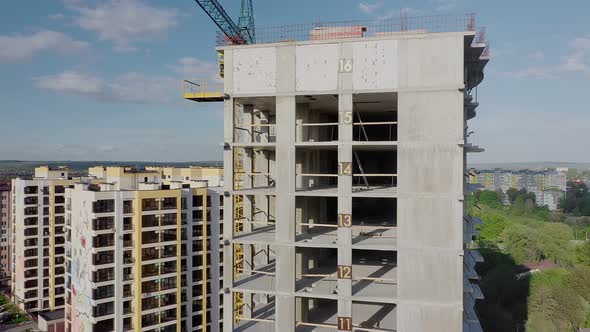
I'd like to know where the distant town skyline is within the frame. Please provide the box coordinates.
[1,0,589,162]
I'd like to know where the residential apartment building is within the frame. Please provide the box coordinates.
[0,182,11,281]
[12,166,224,332]
[184,15,488,332]
[147,166,224,187]
[11,166,75,312]
[469,169,566,210]
[64,178,223,332]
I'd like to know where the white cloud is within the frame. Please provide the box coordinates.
[0,30,89,62]
[470,108,590,163]
[377,7,421,20]
[34,71,104,94]
[528,50,544,61]
[49,13,65,20]
[358,1,382,14]
[70,0,178,51]
[169,57,221,82]
[33,57,219,104]
[497,35,590,79]
[433,0,457,11]
[33,70,176,104]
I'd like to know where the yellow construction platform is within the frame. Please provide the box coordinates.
[182,79,225,102]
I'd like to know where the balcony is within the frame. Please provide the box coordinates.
[141,198,158,212]
[123,200,133,214]
[24,186,38,194]
[93,268,115,282]
[161,261,177,275]
[161,197,177,210]
[92,199,115,213]
[24,196,38,205]
[93,302,114,317]
[142,231,160,245]
[142,296,159,310]
[24,217,38,226]
[93,217,114,231]
[24,228,38,237]
[142,215,158,228]
[161,213,177,226]
[161,246,177,259]
[141,312,159,328]
[142,248,159,261]
[93,234,115,248]
[24,207,38,216]
[93,285,115,300]
[123,252,134,265]
[160,308,177,323]
[93,252,115,266]
[160,229,177,242]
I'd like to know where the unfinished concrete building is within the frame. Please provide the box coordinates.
[184,14,488,332]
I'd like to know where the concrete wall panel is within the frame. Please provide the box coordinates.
[233,47,277,94]
[398,36,463,89]
[296,44,339,92]
[352,40,398,90]
[398,197,462,249]
[397,303,462,332]
[276,46,296,93]
[398,90,463,142]
[398,249,463,302]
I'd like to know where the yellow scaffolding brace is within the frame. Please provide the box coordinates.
[233,104,245,325]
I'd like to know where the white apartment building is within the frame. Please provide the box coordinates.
[0,183,11,281]
[11,166,73,312]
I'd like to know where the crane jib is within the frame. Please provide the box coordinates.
[193,0,254,44]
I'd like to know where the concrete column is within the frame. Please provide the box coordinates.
[338,93,353,325]
[114,192,124,332]
[275,96,296,331]
[209,189,222,329]
[223,97,235,332]
[396,90,464,332]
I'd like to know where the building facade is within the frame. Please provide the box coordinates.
[12,166,224,332]
[11,166,74,312]
[205,20,488,332]
[469,169,566,210]
[0,182,11,281]
[64,181,223,332]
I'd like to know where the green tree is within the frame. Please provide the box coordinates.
[506,188,520,204]
[567,267,590,302]
[512,196,526,216]
[479,190,501,208]
[538,223,575,265]
[575,242,590,265]
[527,285,585,331]
[501,224,544,263]
[476,213,508,246]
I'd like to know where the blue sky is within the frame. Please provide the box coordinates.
[0,0,588,163]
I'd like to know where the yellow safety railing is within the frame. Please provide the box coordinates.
[182,79,224,102]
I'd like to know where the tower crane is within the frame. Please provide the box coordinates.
[188,1,255,325]
[192,0,255,44]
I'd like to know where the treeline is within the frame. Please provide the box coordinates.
[472,188,555,221]
[561,180,590,216]
[470,191,590,331]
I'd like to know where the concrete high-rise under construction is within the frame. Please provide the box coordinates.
[184,14,488,332]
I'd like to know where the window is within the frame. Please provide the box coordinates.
[92,200,115,213]
[123,200,133,214]
[192,195,203,207]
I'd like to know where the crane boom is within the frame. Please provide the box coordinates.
[193,0,254,44]
[238,0,255,44]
